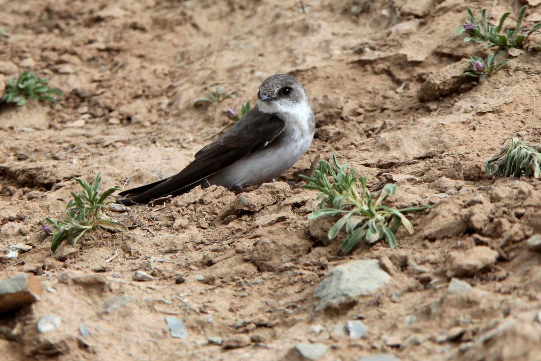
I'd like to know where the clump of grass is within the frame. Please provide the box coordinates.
[456,6,541,50]
[301,156,429,254]
[44,173,127,252]
[227,101,252,122]
[1,71,62,106]
[486,136,541,178]
[464,53,509,79]
[193,86,235,107]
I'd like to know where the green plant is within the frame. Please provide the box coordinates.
[1,71,62,106]
[456,6,541,50]
[485,136,541,178]
[227,101,252,122]
[301,156,429,253]
[464,53,509,78]
[44,173,127,252]
[193,86,235,107]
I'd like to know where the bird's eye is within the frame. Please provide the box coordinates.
[282,87,292,95]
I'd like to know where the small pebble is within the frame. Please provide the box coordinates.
[346,320,369,339]
[447,278,472,294]
[527,235,541,252]
[166,316,188,339]
[208,336,223,345]
[311,324,324,334]
[292,343,328,360]
[37,314,62,333]
[79,324,90,339]
[133,271,153,282]
[385,336,402,347]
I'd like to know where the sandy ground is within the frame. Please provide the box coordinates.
[2,0,541,360]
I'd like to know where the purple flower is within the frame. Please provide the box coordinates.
[227,109,236,119]
[43,225,53,235]
[474,60,485,72]
[464,23,475,31]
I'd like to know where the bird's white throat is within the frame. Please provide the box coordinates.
[258,99,312,124]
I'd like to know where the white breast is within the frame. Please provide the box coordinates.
[208,100,314,188]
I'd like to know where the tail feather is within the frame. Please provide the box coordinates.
[116,178,206,205]
[118,178,169,197]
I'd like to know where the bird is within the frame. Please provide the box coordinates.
[117,74,315,206]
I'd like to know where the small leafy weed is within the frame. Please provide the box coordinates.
[1,71,62,106]
[44,173,127,252]
[464,53,509,78]
[193,86,235,107]
[456,6,541,50]
[301,156,429,253]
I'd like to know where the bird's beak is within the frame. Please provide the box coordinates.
[259,94,274,102]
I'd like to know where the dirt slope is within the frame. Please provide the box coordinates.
[2,0,541,360]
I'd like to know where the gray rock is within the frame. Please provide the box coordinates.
[208,336,223,345]
[79,324,90,339]
[527,235,541,252]
[166,316,188,339]
[358,354,400,361]
[284,343,328,361]
[5,243,32,260]
[310,325,324,335]
[10,244,32,252]
[331,323,346,336]
[0,273,43,314]
[102,296,132,314]
[447,278,472,294]
[192,274,205,281]
[133,271,153,282]
[37,314,62,333]
[5,248,19,260]
[314,260,390,310]
[346,320,369,339]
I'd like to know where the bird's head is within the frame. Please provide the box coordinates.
[257,74,309,114]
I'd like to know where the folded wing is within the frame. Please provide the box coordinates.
[118,108,285,205]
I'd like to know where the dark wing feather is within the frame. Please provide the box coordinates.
[118,108,285,205]
[117,178,169,197]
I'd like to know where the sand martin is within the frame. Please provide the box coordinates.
[117,74,315,205]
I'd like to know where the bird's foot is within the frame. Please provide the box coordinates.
[231,184,245,194]
[288,180,301,188]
